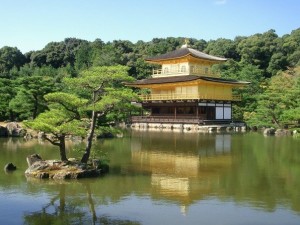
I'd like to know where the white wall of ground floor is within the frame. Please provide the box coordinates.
[131,122,247,133]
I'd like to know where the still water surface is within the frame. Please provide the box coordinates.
[0,131,300,225]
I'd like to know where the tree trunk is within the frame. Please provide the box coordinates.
[58,135,68,161]
[33,95,38,119]
[272,114,280,127]
[84,183,97,224]
[59,184,66,215]
[9,109,14,121]
[81,110,97,163]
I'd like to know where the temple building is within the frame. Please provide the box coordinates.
[126,43,250,131]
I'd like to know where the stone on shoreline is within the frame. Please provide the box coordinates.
[263,128,276,136]
[6,122,26,137]
[0,126,8,137]
[275,129,292,136]
[0,122,27,137]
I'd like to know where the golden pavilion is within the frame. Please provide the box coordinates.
[126,43,250,131]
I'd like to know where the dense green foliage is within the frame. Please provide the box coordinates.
[63,65,136,162]
[1,28,300,129]
[25,66,137,161]
[245,67,300,127]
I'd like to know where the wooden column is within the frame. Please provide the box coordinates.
[231,102,233,121]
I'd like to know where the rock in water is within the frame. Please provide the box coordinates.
[0,126,8,137]
[4,163,17,171]
[26,154,43,167]
[6,122,26,137]
[263,128,276,136]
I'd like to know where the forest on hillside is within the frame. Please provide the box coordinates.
[0,28,299,128]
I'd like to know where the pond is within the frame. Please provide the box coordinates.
[1,130,300,225]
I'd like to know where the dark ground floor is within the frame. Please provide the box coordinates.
[134,100,233,123]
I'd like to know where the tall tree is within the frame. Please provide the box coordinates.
[267,52,288,75]
[0,78,15,120]
[237,29,279,77]
[9,75,56,119]
[282,28,300,67]
[0,46,26,74]
[280,67,300,125]
[205,38,240,60]
[92,43,123,66]
[25,66,137,162]
[64,65,136,163]
[25,92,88,161]
[219,60,264,120]
[29,38,86,68]
[74,42,93,71]
[246,68,299,127]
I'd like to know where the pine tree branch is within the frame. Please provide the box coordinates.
[44,135,60,146]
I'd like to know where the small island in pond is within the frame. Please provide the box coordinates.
[25,154,109,179]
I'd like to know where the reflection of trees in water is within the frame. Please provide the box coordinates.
[218,134,300,212]
[23,184,85,225]
[98,218,140,225]
[23,183,141,225]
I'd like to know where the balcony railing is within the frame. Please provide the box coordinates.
[152,68,219,78]
[131,116,201,124]
[131,116,238,125]
[139,93,241,101]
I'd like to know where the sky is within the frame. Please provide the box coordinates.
[0,0,299,53]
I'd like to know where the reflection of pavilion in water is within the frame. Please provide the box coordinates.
[130,131,233,213]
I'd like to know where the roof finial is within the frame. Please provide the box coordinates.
[181,38,189,48]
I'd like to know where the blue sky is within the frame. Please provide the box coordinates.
[0,0,299,53]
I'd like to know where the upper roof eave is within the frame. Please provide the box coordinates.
[125,75,251,87]
[145,47,227,63]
